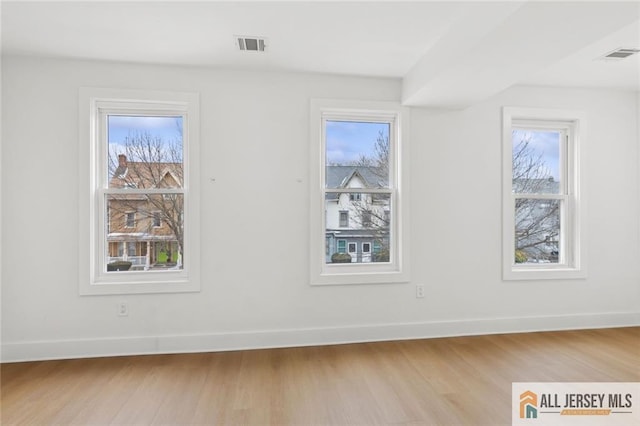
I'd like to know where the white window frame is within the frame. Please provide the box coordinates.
[502,107,587,280]
[79,88,200,295]
[310,99,410,285]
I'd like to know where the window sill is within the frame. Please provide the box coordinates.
[311,267,410,286]
[80,277,200,295]
[503,266,587,281]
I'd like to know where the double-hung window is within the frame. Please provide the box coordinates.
[502,107,586,280]
[310,99,410,285]
[79,88,200,295]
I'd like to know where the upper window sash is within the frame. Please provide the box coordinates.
[512,120,571,197]
[96,107,189,191]
[321,112,397,189]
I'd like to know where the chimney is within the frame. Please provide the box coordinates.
[118,154,127,168]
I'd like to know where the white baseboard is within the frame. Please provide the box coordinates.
[2,311,638,363]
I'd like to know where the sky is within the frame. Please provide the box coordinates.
[512,129,560,181]
[107,115,183,166]
[326,120,389,165]
[107,118,557,180]
[109,116,386,167]
[108,115,182,146]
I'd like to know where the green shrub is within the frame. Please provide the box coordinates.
[373,249,390,262]
[331,252,352,263]
[157,250,179,263]
[515,250,528,264]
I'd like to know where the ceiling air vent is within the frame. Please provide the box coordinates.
[600,48,640,60]
[236,36,267,52]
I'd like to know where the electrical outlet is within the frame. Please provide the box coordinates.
[416,284,425,299]
[118,302,129,317]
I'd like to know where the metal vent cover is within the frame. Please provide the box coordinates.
[600,48,640,60]
[236,36,267,52]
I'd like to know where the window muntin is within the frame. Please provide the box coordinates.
[310,99,409,285]
[80,88,200,295]
[502,107,586,280]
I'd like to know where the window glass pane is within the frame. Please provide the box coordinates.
[108,115,183,189]
[125,212,135,228]
[106,193,184,272]
[325,192,391,264]
[512,129,560,194]
[515,198,560,264]
[325,121,390,189]
[339,211,349,227]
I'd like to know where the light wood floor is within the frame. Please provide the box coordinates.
[1,327,638,425]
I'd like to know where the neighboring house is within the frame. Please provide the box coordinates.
[325,166,390,263]
[107,154,183,270]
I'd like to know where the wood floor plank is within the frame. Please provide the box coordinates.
[1,327,638,425]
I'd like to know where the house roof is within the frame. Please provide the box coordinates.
[325,166,387,201]
[513,177,560,194]
[110,155,182,190]
[326,166,387,189]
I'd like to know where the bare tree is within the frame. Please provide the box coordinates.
[349,131,391,261]
[512,134,559,263]
[355,130,389,180]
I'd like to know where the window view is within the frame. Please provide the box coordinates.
[324,120,391,264]
[105,115,184,272]
[512,128,564,265]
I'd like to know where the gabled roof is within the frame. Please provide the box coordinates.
[110,155,183,190]
[326,166,387,189]
[325,166,387,201]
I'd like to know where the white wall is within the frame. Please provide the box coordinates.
[2,56,638,361]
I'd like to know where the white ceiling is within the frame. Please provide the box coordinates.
[2,1,639,108]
